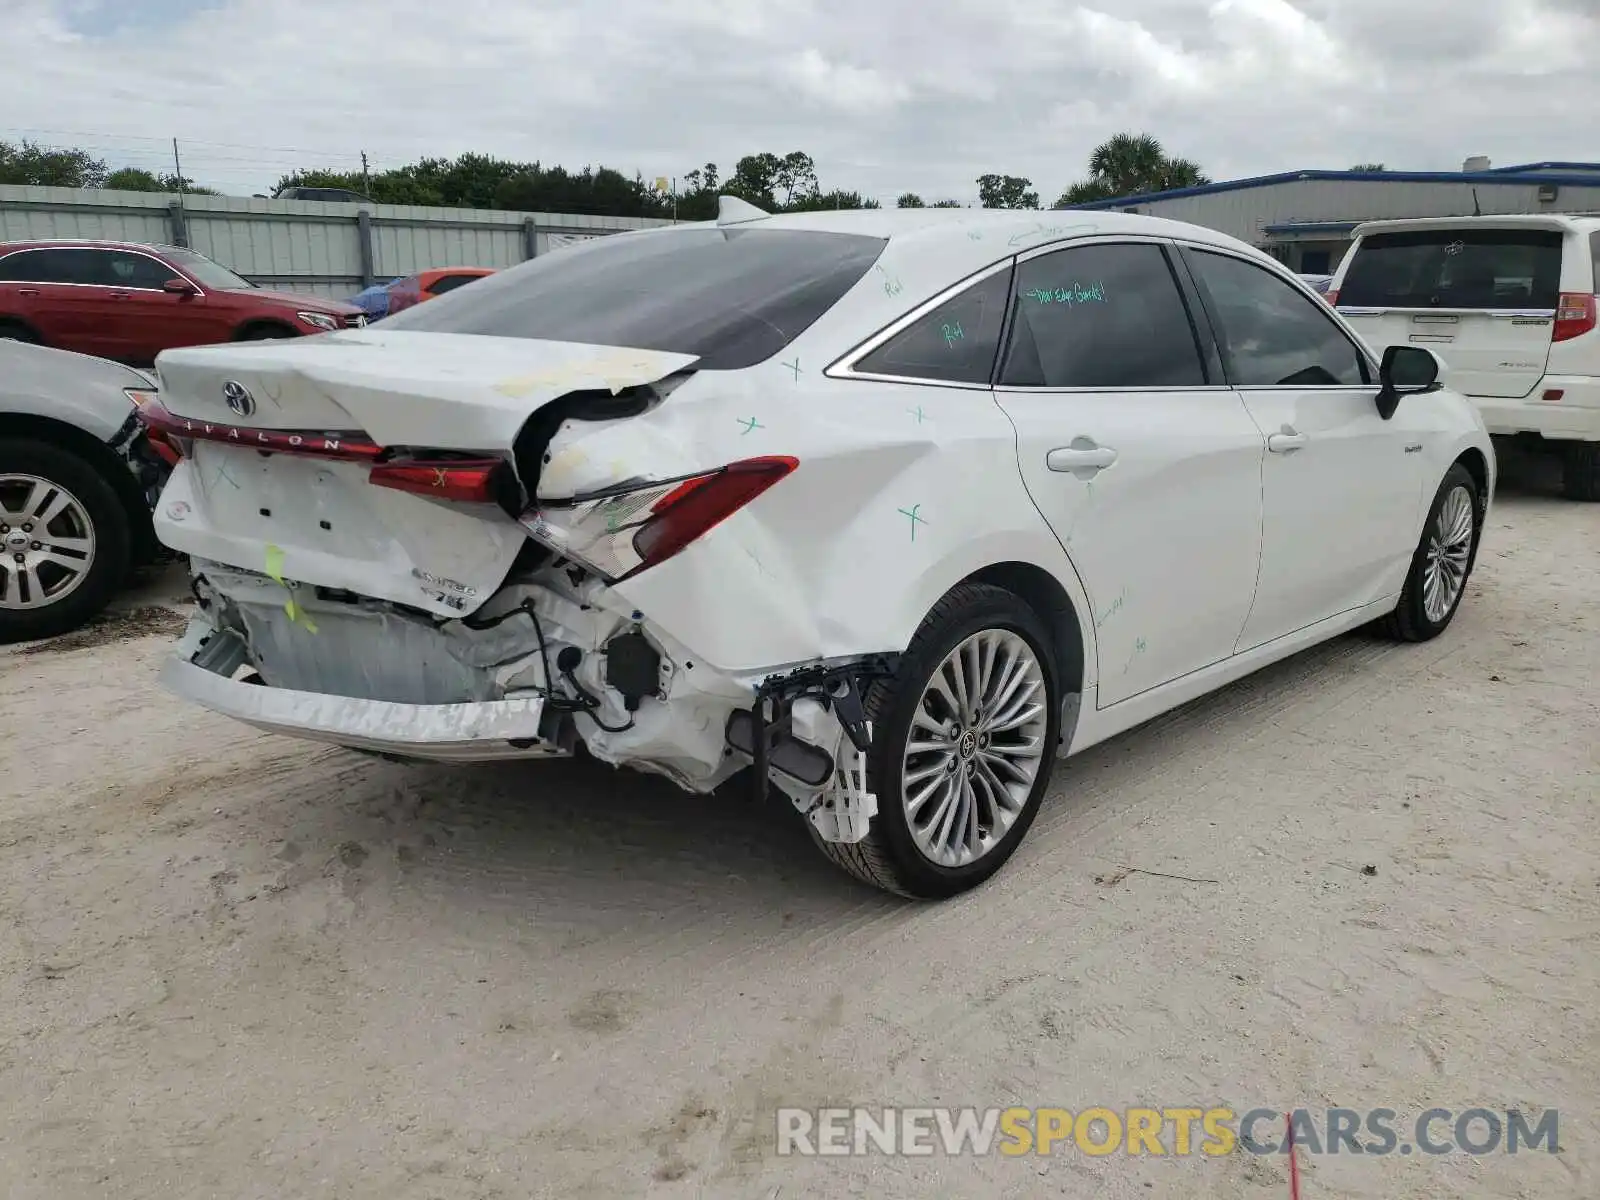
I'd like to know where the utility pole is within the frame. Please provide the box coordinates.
[361,151,371,196]
[171,137,187,246]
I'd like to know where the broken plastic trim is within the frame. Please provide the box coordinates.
[733,654,900,803]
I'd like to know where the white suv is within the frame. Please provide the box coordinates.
[1330,215,1600,500]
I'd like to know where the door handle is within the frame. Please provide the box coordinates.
[17,288,39,296]
[1267,429,1308,454]
[1046,442,1118,474]
[109,290,132,298]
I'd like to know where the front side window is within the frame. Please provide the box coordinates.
[1184,248,1368,387]
[98,251,177,290]
[1339,228,1562,310]
[853,266,1012,384]
[380,227,887,370]
[999,242,1206,388]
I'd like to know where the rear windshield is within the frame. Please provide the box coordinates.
[379,226,887,369]
[1340,228,1563,310]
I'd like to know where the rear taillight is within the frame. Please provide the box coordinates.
[369,459,509,504]
[524,455,798,581]
[1553,292,1597,342]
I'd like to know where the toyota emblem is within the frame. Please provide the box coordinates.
[222,380,255,417]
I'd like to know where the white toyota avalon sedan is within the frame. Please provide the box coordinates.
[133,200,1494,899]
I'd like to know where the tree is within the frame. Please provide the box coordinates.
[897,192,925,208]
[1349,163,1386,172]
[976,173,1039,209]
[784,189,880,211]
[1052,132,1209,207]
[930,199,963,208]
[105,167,218,195]
[0,139,108,188]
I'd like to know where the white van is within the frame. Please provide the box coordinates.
[1330,215,1599,500]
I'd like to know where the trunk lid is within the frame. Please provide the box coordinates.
[150,331,698,617]
[1336,224,1563,400]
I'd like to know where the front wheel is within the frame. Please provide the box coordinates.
[1379,463,1481,643]
[812,583,1061,899]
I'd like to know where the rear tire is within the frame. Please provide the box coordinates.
[1561,441,1600,501]
[0,439,131,644]
[811,583,1061,899]
[1378,463,1481,643]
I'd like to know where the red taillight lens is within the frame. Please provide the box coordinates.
[1553,292,1596,343]
[631,456,798,573]
[522,456,798,581]
[368,459,508,504]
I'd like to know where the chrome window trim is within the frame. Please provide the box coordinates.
[0,246,207,296]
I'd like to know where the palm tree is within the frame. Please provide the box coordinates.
[1054,133,1210,207]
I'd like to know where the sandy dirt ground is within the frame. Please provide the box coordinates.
[1,449,1596,1200]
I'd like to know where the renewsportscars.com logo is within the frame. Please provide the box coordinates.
[776,1107,1560,1158]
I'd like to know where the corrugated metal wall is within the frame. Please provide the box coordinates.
[0,186,673,298]
[1125,178,1600,248]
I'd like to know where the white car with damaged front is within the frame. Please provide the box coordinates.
[142,199,1494,899]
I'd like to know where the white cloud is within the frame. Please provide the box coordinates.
[0,0,1594,207]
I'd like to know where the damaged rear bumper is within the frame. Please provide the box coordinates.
[161,653,564,763]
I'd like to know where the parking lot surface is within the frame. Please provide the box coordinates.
[2,453,1595,1199]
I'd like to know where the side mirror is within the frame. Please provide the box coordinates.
[162,277,197,295]
[1375,345,1442,420]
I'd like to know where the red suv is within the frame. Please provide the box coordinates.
[0,239,366,365]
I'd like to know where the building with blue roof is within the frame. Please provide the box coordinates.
[1063,158,1600,275]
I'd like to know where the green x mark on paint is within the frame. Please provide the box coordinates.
[897,504,927,541]
[738,416,764,435]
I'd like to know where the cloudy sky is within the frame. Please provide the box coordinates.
[3,0,1593,204]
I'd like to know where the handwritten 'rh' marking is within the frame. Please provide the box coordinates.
[876,265,904,296]
[942,320,964,347]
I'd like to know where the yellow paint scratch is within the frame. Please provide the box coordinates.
[494,353,663,398]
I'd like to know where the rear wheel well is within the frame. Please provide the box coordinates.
[1453,447,1491,569]
[961,560,1085,713]
[233,319,298,341]
[0,413,156,565]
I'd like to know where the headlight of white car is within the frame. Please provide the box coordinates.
[297,311,340,332]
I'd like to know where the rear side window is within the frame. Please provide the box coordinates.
[0,248,97,284]
[1590,232,1600,293]
[999,242,1206,388]
[1340,228,1563,309]
[853,267,1011,384]
[381,227,887,370]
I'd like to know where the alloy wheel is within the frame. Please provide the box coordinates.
[901,629,1049,868]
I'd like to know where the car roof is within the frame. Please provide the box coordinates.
[746,205,1249,249]
[1351,214,1600,237]
[0,237,185,255]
